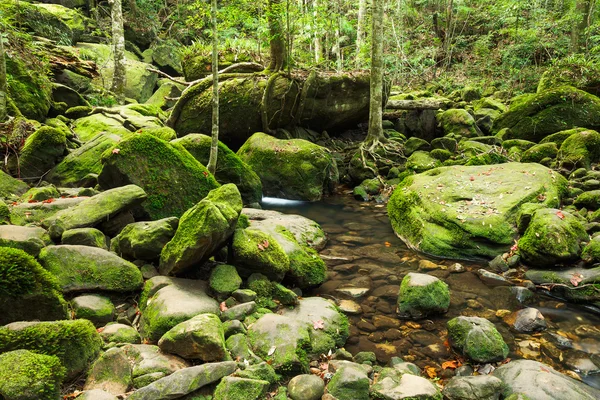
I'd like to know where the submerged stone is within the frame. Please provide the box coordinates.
[397,272,450,319]
[447,316,509,363]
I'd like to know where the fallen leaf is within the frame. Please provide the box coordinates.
[384,241,391,247]
[424,366,437,379]
[570,273,583,287]
[219,302,228,312]
[470,176,475,181]
[442,360,462,369]
[112,148,120,154]
[556,210,565,220]
[313,320,325,330]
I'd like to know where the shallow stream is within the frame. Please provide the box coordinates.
[263,194,600,389]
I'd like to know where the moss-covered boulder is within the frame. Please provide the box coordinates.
[574,190,600,210]
[0,170,29,200]
[388,163,567,260]
[0,349,65,400]
[182,48,253,81]
[494,86,600,142]
[0,225,52,256]
[248,313,311,374]
[447,316,509,363]
[112,217,178,261]
[83,347,132,396]
[98,133,219,220]
[397,272,450,319]
[71,114,131,142]
[213,377,270,400]
[237,133,338,201]
[437,109,482,138]
[371,367,442,400]
[406,150,442,173]
[145,38,183,75]
[158,313,227,361]
[71,294,115,327]
[209,264,243,297]
[8,127,66,180]
[518,208,589,267]
[232,227,290,280]
[326,363,370,400]
[139,277,219,342]
[42,185,147,240]
[159,184,242,275]
[61,227,108,249]
[557,129,600,169]
[76,43,158,102]
[19,185,60,202]
[0,247,68,325]
[538,62,600,97]
[0,319,102,378]
[48,133,121,187]
[38,245,143,293]
[173,134,263,204]
[521,142,558,163]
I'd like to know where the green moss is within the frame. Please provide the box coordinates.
[98,133,220,220]
[20,185,61,202]
[494,86,600,142]
[539,128,586,147]
[447,317,508,363]
[558,129,600,169]
[9,127,66,180]
[210,264,243,296]
[0,319,102,378]
[137,126,177,141]
[61,227,107,248]
[521,143,558,163]
[237,132,338,201]
[0,349,65,400]
[174,134,263,204]
[437,108,481,137]
[233,228,290,280]
[327,366,370,400]
[397,273,450,318]
[71,114,130,141]
[406,151,442,172]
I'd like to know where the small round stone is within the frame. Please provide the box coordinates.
[288,374,325,400]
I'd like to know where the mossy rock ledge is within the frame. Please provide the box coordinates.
[387,162,567,260]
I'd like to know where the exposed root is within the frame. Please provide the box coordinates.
[358,137,405,186]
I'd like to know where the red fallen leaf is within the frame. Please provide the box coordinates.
[510,240,518,252]
[220,302,228,312]
[384,241,391,247]
[470,176,475,181]
[27,199,39,203]
[42,198,55,204]
[313,320,325,330]
[112,148,120,154]
[556,210,565,220]
[570,273,583,287]
[96,327,105,333]
[202,171,209,177]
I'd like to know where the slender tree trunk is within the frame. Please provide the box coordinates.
[207,0,219,175]
[313,0,321,63]
[443,0,453,68]
[571,0,592,53]
[335,2,342,71]
[0,31,7,122]
[365,0,385,145]
[109,0,126,101]
[268,0,287,71]
[356,0,367,67]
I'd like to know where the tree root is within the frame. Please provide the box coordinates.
[358,138,405,186]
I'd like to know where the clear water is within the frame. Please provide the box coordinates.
[263,195,600,388]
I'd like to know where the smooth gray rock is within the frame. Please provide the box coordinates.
[442,375,503,400]
[494,359,600,400]
[158,313,227,361]
[288,374,325,400]
[111,217,178,260]
[0,225,51,256]
[371,367,441,400]
[121,344,190,388]
[99,323,141,344]
[221,301,256,321]
[127,361,236,400]
[510,307,547,333]
[139,277,219,342]
[327,363,370,400]
[71,294,115,327]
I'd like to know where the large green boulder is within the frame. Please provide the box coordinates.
[0,319,102,378]
[76,43,158,102]
[145,38,183,75]
[0,247,68,325]
[83,347,132,395]
[173,134,263,204]
[213,377,270,400]
[494,86,600,142]
[48,133,121,187]
[538,62,600,97]
[397,272,450,319]
[0,349,65,400]
[0,170,28,200]
[61,227,108,249]
[42,185,147,240]
[158,313,227,361]
[447,316,509,363]
[98,133,219,220]
[557,129,600,169]
[388,163,567,260]
[159,184,242,275]
[8,127,66,180]
[518,208,589,267]
[112,217,178,261]
[237,132,338,201]
[437,109,482,138]
[38,245,143,293]
[71,114,131,142]
[232,227,290,280]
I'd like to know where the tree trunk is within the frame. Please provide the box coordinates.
[110,0,126,101]
[0,31,7,122]
[355,0,367,66]
[443,0,453,68]
[313,0,321,63]
[268,0,287,72]
[571,0,592,53]
[365,0,385,145]
[207,0,219,175]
